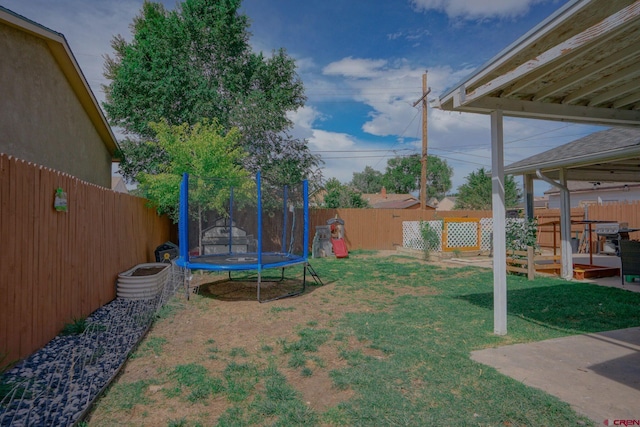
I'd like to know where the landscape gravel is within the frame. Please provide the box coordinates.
[0,269,183,427]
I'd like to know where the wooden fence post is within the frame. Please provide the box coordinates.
[527,246,535,280]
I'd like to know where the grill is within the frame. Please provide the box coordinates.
[595,222,640,255]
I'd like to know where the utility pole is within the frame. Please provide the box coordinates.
[413,72,430,210]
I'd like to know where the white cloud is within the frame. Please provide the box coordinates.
[289,107,389,183]
[316,60,477,139]
[288,105,323,139]
[430,109,490,134]
[308,129,357,152]
[308,130,390,183]
[386,28,431,43]
[410,0,549,20]
[293,56,317,73]
[299,57,505,190]
[323,57,388,79]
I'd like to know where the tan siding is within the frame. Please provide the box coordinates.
[0,24,113,188]
[0,154,172,363]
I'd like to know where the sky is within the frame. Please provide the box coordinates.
[2,0,606,196]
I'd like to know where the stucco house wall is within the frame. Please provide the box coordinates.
[0,10,116,188]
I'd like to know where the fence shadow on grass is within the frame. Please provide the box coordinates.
[457,283,640,334]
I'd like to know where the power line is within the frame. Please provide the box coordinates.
[311,148,413,153]
[320,154,411,160]
[371,107,422,169]
[433,153,488,168]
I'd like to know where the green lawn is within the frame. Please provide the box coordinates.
[90,251,640,426]
[311,252,640,426]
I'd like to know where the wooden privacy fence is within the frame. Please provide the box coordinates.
[535,204,640,252]
[588,200,640,230]
[309,208,492,251]
[310,204,640,253]
[0,154,173,363]
[534,207,585,249]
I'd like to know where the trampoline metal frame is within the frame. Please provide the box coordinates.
[176,172,318,302]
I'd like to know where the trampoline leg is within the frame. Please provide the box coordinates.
[183,269,192,300]
[257,270,262,303]
[301,264,307,293]
[256,264,310,303]
[306,263,324,286]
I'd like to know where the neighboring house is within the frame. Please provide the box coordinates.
[111,176,129,194]
[361,187,424,209]
[433,196,457,211]
[545,181,640,209]
[309,189,327,208]
[534,196,549,209]
[0,7,119,188]
[513,196,549,210]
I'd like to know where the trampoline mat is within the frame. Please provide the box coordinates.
[190,252,303,267]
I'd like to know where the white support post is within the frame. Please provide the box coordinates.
[491,110,507,335]
[559,168,573,280]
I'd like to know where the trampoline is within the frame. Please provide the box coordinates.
[175,172,321,302]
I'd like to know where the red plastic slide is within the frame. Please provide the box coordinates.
[331,238,349,258]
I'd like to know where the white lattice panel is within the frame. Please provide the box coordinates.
[443,219,480,251]
[402,221,442,251]
[480,218,493,251]
[404,218,499,252]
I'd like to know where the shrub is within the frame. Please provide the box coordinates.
[506,218,538,252]
[420,221,441,260]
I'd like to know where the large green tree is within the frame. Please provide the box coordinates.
[425,156,453,200]
[323,179,369,208]
[455,167,521,210]
[103,0,319,185]
[350,166,384,193]
[381,155,452,199]
[382,155,421,194]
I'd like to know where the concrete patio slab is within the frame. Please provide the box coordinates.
[471,327,640,424]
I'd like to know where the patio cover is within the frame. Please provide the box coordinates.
[431,0,640,334]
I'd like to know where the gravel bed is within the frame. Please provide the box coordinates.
[0,267,184,427]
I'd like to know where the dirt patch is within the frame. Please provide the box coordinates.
[88,253,448,426]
